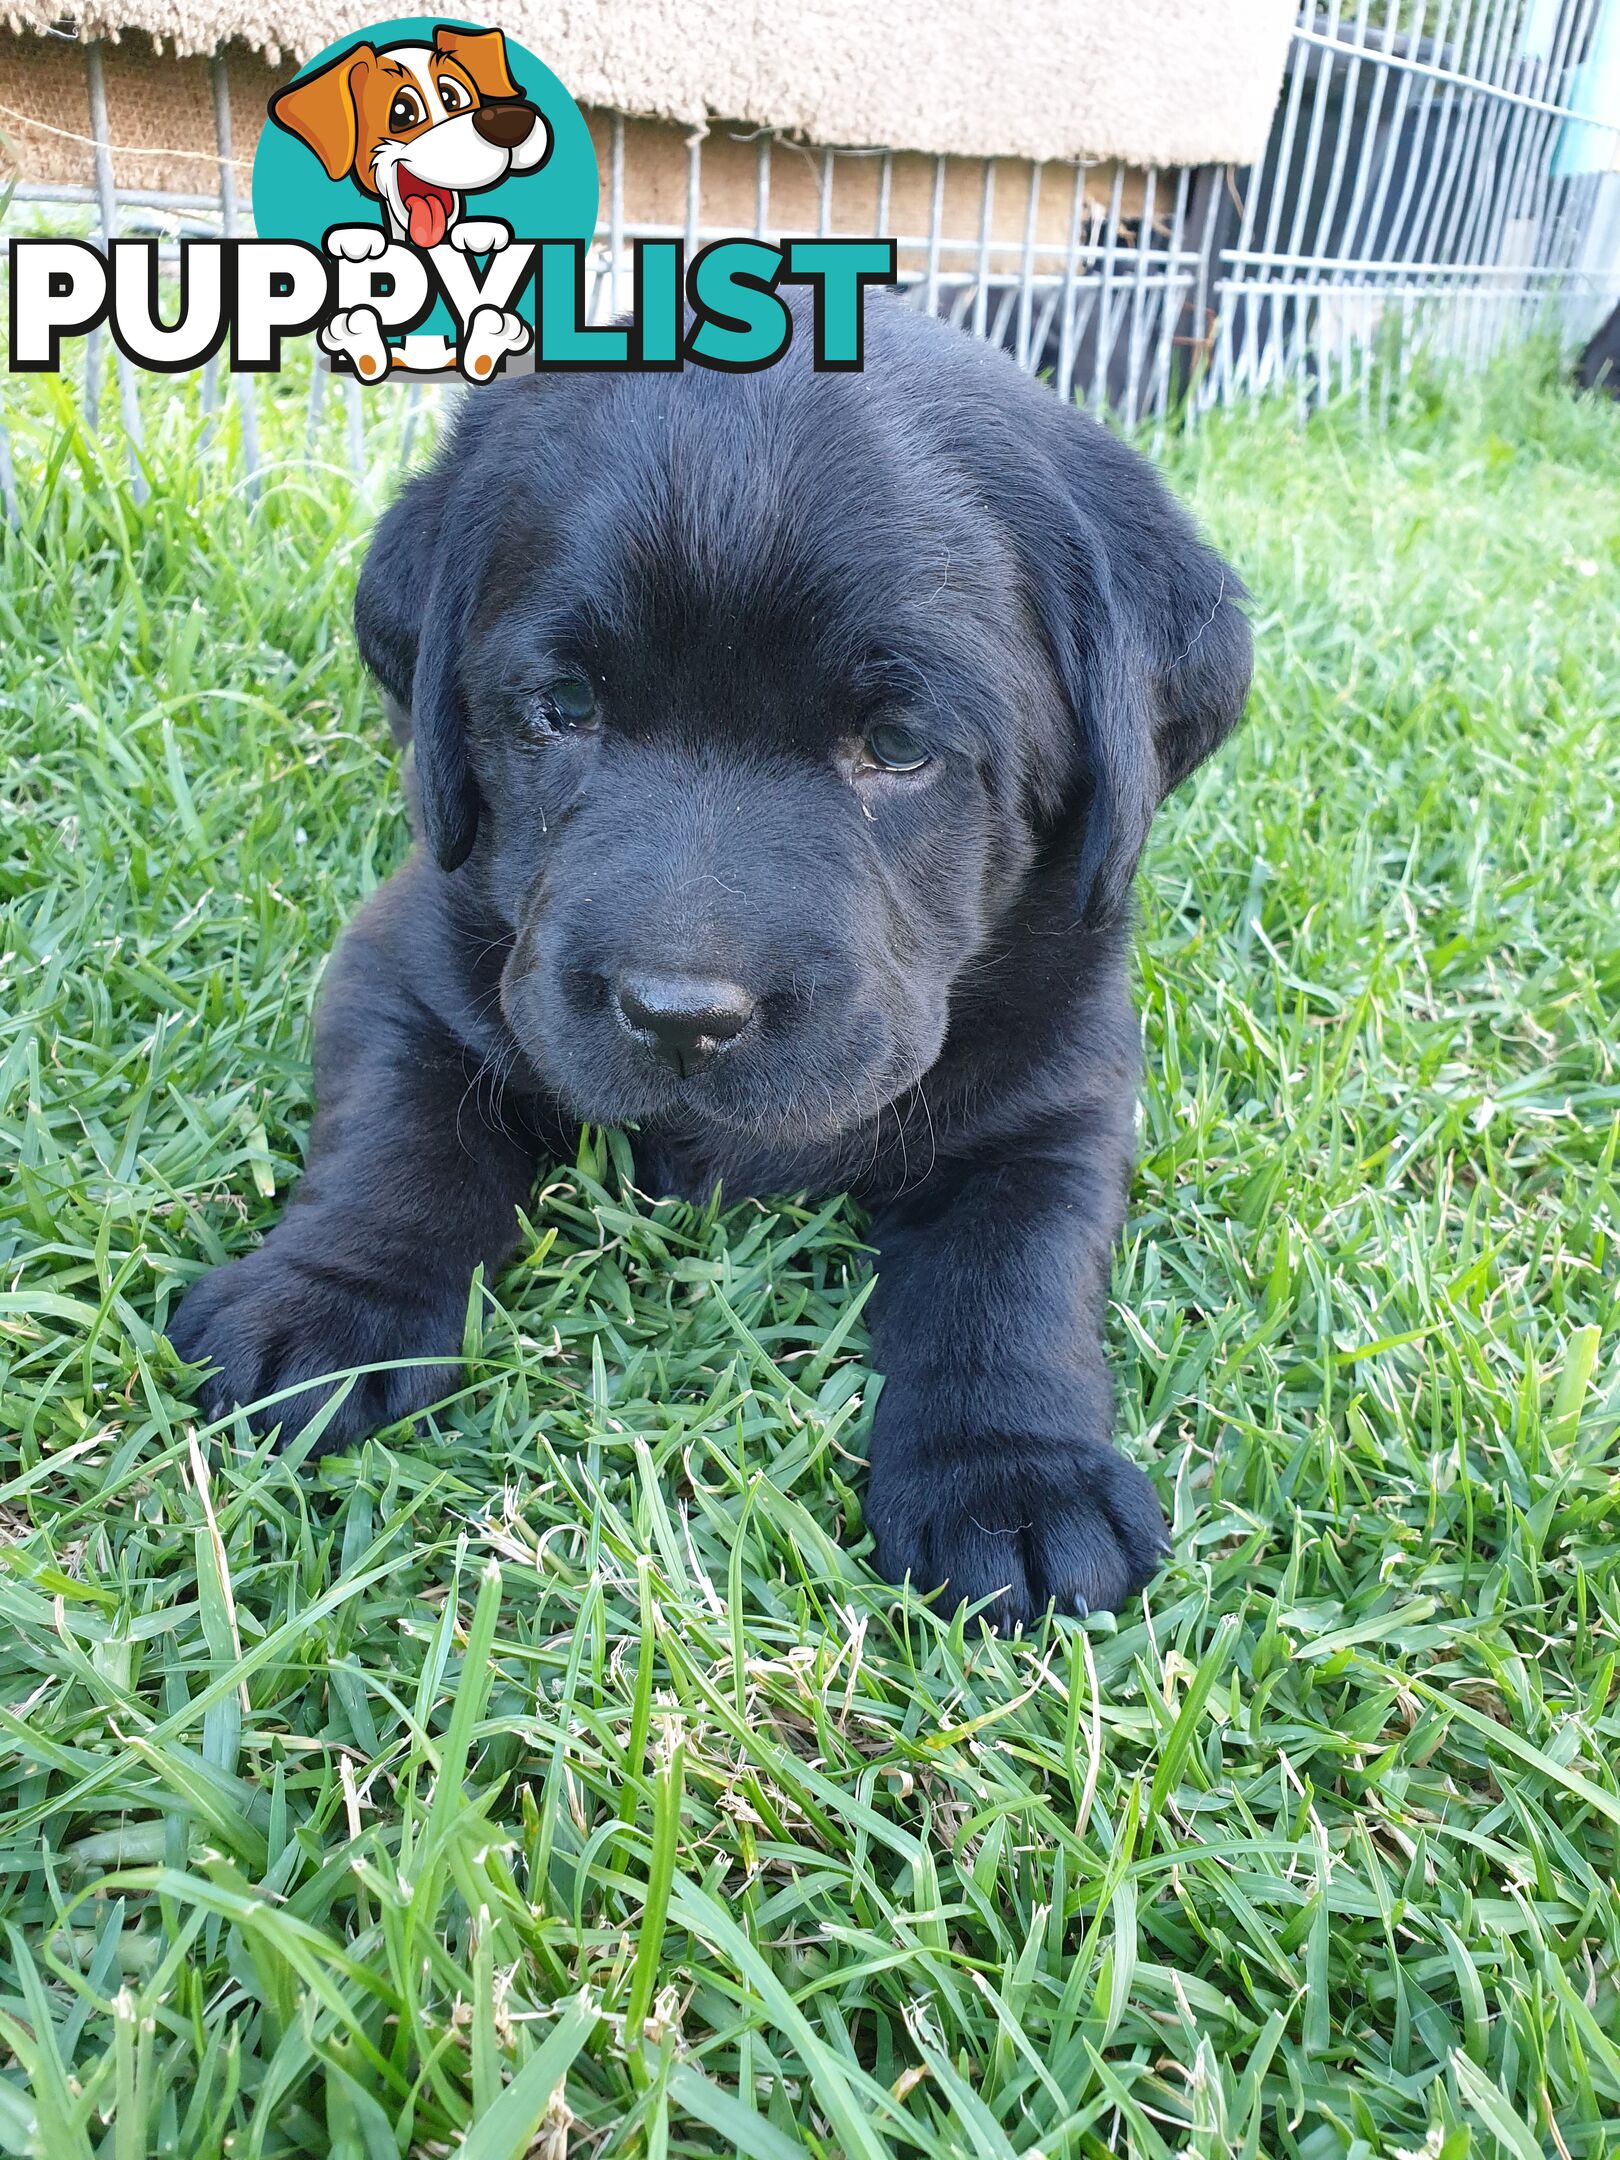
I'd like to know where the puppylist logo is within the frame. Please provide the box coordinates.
[8,16,898,384]
[260,18,577,380]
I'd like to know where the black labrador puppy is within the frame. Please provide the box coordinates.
[170,299,1250,1627]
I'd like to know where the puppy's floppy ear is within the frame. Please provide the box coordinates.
[269,44,376,182]
[354,466,484,872]
[433,25,522,101]
[1001,402,1251,926]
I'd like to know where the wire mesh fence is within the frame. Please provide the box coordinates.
[1211,0,1620,415]
[3,0,1618,512]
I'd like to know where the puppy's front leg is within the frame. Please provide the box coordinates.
[168,871,538,1449]
[865,1134,1169,1627]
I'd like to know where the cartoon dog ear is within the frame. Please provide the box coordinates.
[354,461,484,871]
[991,399,1251,926]
[433,25,522,101]
[269,43,377,182]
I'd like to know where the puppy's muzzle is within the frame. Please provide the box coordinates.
[613,972,757,1077]
[473,102,542,149]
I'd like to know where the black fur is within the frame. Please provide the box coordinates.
[169,300,1251,1627]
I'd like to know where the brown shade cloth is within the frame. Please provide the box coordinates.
[3,1,1295,168]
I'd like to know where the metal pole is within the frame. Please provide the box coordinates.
[685,131,703,260]
[1301,0,1372,402]
[1185,163,1226,422]
[1337,0,1415,390]
[755,133,773,238]
[0,419,19,530]
[1405,0,1495,305]
[609,112,625,315]
[1383,0,1482,371]
[1123,164,1158,423]
[1481,0,1600,358]
[1459,0,1556,363]
[1055,163,1087,403]
[213,49,260,493]
[1016,162,1042,368]
[86,42,148,500]
[973,159,996,341]
[1090,161,1126,412]
[346,375,364,474]
[305,365,328,456]
[1236,12,1313,398]
[924,156,946,317]
[1424,0,1519,338]
[1150,163,1192,439]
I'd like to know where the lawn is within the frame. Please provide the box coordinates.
[1,345,1618,2160]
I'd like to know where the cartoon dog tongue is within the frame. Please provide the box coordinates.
[402,180,451,249]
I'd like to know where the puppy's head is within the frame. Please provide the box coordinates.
[355,305,1250,1142]
[270,27,550,244]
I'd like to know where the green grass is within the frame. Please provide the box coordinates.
[2,346,1619,2160]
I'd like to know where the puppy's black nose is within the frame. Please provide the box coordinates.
[472,101,539,148]
[614,973,756,1074]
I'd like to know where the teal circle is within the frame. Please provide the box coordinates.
[251,16,598,339]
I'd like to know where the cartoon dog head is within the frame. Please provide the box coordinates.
[270,26,552,247]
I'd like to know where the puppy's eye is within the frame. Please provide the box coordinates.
[861,722,930,774]
[388,89,425,130]
[524,676,598,736]
[437,77,468,111]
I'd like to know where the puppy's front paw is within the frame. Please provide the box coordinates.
[326,225,390,262]
[319,305,391,381]
[166,1247,459,1452]
[447,218,512,255]
[866,1431,1169,1629]
[459,305,531,381]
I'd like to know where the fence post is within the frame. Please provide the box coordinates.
[86,40,148,501]
[0,422,19,531]
[1089,161,1126,412]
[1176,163,1219,426]
[609,111,626,314]
[1054,164,1087,404]
[213,47,261,496]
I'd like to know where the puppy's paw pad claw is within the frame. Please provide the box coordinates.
[870,1438,1169,1631]
[167,1251,451,1455]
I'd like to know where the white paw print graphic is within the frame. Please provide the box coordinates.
[319,305,391,381]
[460,305,532,382]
